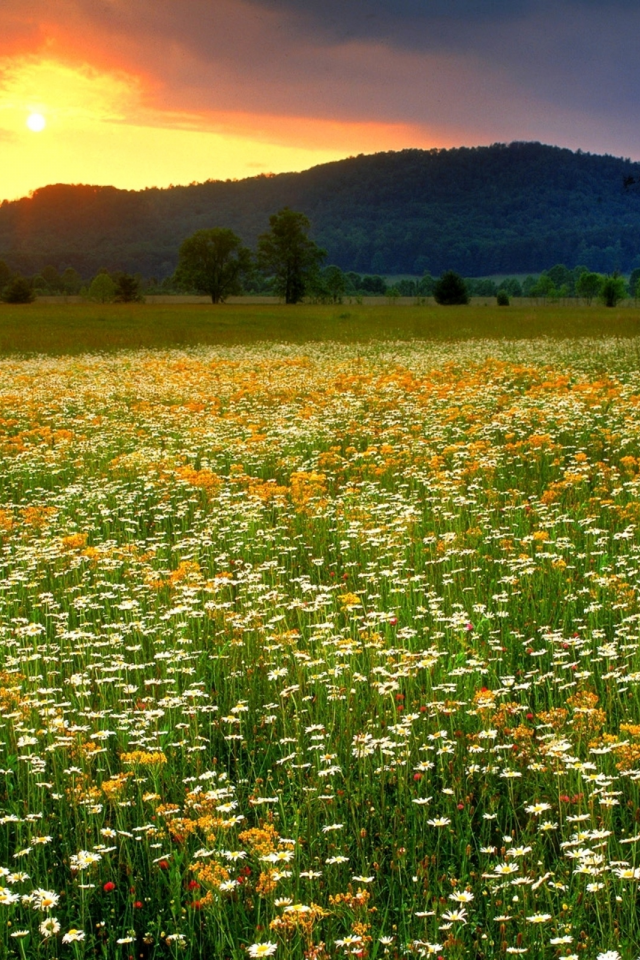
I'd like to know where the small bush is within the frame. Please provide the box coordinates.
[433,271,469,305]
[1,276,35,303]
[496,291,510,306]
[600,273,627,308]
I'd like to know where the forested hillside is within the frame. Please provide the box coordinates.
[2,141,640,278]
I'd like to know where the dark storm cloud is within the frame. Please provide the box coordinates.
[250,0,640,48]
[81,0,640,120]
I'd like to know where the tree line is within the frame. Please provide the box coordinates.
[0,207,638,308]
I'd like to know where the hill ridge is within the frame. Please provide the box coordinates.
[2,141,640,278]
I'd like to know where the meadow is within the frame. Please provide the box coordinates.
[1,311,640,959]
[0,301,639,354]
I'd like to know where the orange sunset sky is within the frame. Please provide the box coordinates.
[2,0,639,202]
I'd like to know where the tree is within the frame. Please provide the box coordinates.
[433,271,469,305]
[61,267,82,294]
[2,275,35,303]
[629,267,640,299]
[499,277,523,298]
[397,279,417,297]
[546,263,574,295]
[257,208,325,304]
[360,275,387,295]
[418,273,435,296]
[41,265,62,292]
[88,273,117,303]
[114,273,144,303]
[174,228,252,303]
[530,273,558,300]
[576,271,603,305]
[323,266,346,303]
[306,272,330,304]
[473,278,498,297]
[307,265,346,304]
[0,261,14,291]
[600,272,627,307]
[387,285,401,303]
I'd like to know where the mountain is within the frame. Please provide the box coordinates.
[2,141,640,279]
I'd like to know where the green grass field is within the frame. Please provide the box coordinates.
[0,301,639,355]
[2,316,640,958]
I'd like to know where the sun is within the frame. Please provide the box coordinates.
[26,112,46,132]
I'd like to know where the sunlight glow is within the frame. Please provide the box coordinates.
[0,55,430,201]
[26,112,46,132]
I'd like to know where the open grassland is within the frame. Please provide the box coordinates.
[3,337,640,958]
[0,301,639,354]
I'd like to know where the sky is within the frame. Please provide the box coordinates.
[1,0,639,201]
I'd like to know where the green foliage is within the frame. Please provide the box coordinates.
[61,266,83,294]
[600,272,627,307]
[529,269,578,300]
[498,277,523,297]
[496,290,510,306]
[433,270,469,305]
[360,275,387,295]
[395,279,416,296]
[0,259,14,290]
[418,273,435,296]
[88,273,117,303]
[5,144,640,279]
[546,263,574,291]
[257,208,325,304]
[307,265,346,304]
[41,264,62,292]
[174,228,252,303]
[530,274,555,299]
[326,265,346,303]
[576,271,604,304]
[1,274,34,303]
[629,267,640,298]
[114,273,145,303]
[472,278,498,297]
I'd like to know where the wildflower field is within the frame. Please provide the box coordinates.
[2,334,640,960]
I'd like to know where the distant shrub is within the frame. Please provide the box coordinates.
[433,271,469,305]
[496,290,510,306]
[2,275,35,303]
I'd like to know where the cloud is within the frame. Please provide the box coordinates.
[2,0,640,162]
